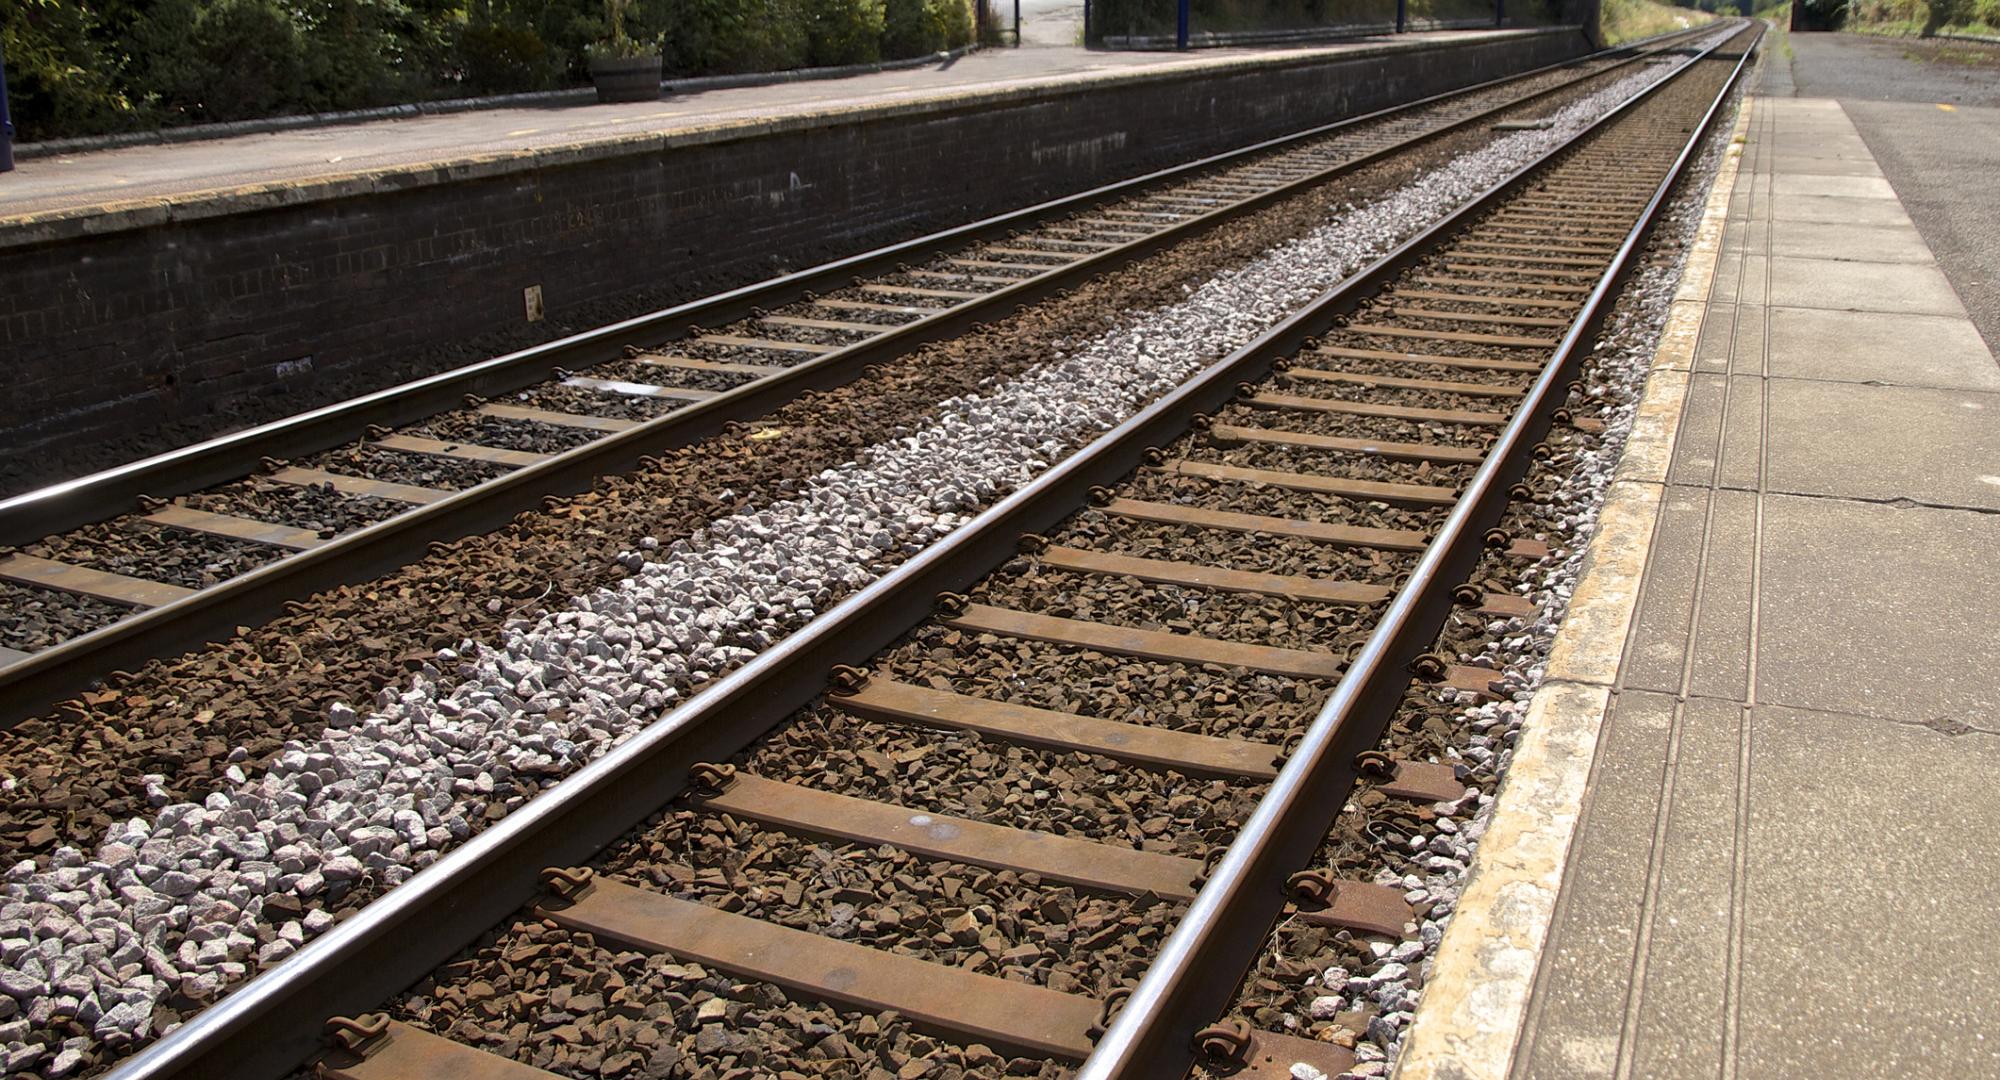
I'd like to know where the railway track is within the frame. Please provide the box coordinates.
[68,21,1762,1080]
[0,28,1714,726]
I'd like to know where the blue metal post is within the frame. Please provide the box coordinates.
[1396,0,1407,31]
[1177,0,1190,49]
[1495,0,1504,25]
[0,45,15,173]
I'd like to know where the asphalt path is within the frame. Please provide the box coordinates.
[1773,31,2000,351]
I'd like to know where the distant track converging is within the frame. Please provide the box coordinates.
[0,28,1710,728]
[87,21,1758,1080]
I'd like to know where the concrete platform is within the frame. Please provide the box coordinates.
[1397,33,2000,1080]
[0,26,1559,231]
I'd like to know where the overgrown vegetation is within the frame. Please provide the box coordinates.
[1843,0,1999,34]
[1597,0,1719,43]
[0,0,974,141]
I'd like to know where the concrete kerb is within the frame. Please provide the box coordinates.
[1389,95,1753,1080]
[0,27,1584,252]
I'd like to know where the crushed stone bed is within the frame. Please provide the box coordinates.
[0,56,1696,1078]
[1191,69,1746,1080]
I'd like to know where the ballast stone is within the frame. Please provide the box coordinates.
[0,54,1702,1069]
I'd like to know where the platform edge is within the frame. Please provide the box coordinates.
[0,28,1582,250]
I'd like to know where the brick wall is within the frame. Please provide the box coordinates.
[1,30,1588,468]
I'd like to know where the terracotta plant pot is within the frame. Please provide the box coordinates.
[590,54,662,103]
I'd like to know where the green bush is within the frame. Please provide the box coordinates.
[455,19,565,92]
[803,0,886,65]
[1,0,140,140]
[1,0,976,140]
[884,0,940,53]
[193,0,312,119]
[934,0,975,44]
[882,0,971,54]
[656,0,811,75]
[107,0,448,123]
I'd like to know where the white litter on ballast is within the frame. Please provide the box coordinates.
[0,58,1692,1074]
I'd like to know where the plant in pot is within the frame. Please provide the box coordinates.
[587,0,663,103]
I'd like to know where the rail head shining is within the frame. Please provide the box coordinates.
[1075,21,1761,1080]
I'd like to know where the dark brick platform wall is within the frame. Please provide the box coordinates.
[1,30,1587,464]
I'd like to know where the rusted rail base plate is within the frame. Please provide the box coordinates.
[1377,759,1472,804]
[539,875,1102,1059]
[315,1020,559,1080]
[1445,664,1505,697]
[1289,879,1413,938]
[1232,1028,1360,1079]
[1509,538,1552,561]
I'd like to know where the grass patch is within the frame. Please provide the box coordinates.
[1599,0,1719,44]
[1843,0,2000,37]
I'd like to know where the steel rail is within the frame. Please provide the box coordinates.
[0,30,1707,729]
[0,33,1694,549]
[100,27,1745,1080]
[1077,21,1763,1080]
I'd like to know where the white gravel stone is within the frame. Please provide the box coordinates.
[0,56,1709,1067]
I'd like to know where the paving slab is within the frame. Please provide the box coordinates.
[1764,306,2000,388]
[1621,694,1739,1080]
[1756,152,1883,175]
[1753,492,2000,719]
[1766,193,1914,226]
[1764,220,1933,262]
[1769,172,1896,199]
[1740,703,2000,1078]
[1689,301,1762,374]
[1764,380,2000,507]
[1764,255,1964,315]
[1619,489,1710,693]
[1510,690,1675,1080]
[1846,99,2000,352]
[1780,33,2000,348]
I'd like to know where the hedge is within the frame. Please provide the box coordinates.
[0,0,974,141]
